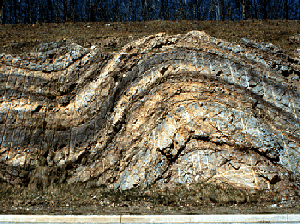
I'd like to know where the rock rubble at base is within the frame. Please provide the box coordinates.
[0,31,300,203]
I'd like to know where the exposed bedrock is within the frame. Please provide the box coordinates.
[0,31,300,202]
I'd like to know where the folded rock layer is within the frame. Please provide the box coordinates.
[0,31,300,202]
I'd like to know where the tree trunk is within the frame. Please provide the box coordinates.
[70,0,75,22]
[55,0,60,23]
[216,2,220,20]
[179,0,186,20]
[160,0,168,20]
[262,0,268,19]
[62,0,68,22]
[210,0,219,20]
[195,0,200,20]
[253,0,258,19]
[0,0,4,24]
[219,0,225,21]
[47,0,53,23]
[16,0,21,23]
[241,0,246,20]
[284,0,289,20]
[12,0,17,23]
[141,0,147,21]
[299,0,300,20]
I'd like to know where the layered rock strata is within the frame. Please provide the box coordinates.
[0,31,300,201]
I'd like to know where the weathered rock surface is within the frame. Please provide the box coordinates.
[0,31,300,202]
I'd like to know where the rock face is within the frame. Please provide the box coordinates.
[0,31,300,201]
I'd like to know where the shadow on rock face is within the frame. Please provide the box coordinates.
[0,31,300,205]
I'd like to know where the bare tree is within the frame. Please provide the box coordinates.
[160,0,168,20]
[209,0,220,20]
[259,0,268,19]
[283,0,289,19]
[69,0,75,22]
[180,0,187,20]
[239,0,255,20]
[54,0,61,23]
[147,0,156,20]
[62,0,68,22]
[193,0,205,20]
[190,0,200,20]
[298,0,300,20]
[0,0,4,24]
[241,0,246,19]
[47,0,53,23]
[209,0,225,20]
[141,0,147,20]
[219,0,225,20]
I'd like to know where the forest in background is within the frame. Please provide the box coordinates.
[0,0,299,24]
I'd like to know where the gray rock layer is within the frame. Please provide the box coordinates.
[0,31,300,201]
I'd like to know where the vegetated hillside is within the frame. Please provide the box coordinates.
[0,20,300,215]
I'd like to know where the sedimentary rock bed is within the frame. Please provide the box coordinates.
[0,31,300,199]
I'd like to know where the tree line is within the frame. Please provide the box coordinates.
[0,0,299,24]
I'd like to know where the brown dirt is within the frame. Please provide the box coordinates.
[0,20,300,56]
[0,182,299,215]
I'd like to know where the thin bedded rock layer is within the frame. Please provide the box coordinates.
[0,31,300,202]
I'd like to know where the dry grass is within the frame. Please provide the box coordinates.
[0,182,297,215]
[0,20,299,55]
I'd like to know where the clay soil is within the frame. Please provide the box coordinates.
[0,20,300,214]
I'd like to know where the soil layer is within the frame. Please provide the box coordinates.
[1,182,299,215]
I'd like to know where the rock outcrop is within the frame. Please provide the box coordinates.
[0,31,300,202]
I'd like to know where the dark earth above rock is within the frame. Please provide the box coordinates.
[1,31,300,211]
